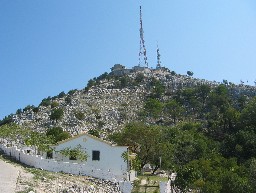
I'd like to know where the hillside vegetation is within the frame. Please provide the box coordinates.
[1,68,256,192]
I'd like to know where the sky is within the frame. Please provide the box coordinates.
[0,0,256,119]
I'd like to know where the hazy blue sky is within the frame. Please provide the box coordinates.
[1,0,256,119]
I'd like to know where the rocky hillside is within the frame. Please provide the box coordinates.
[3,66,256,137]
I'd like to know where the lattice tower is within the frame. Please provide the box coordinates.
[138,6,148,67]
[156,44,161,69]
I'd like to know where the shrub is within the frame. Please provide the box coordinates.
[50,108,64,121]
[88,129,100,138]
[75,111,85,120]
[65,96,72,104]
[46,127,71,143]
[58,91,65,98]
[68,89,77,95]
[51,101,59,108]
[40,97,51,107]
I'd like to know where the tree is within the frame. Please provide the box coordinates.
[240,97,256,130]
[195,84,211,106]
[0,115,13,126]
[88,129,100,138]
[50,108,64,121]
[149,78,165,98]
[51,101,59,108]
[46,127,71,143]
[175,154,253,193]
[109,122,164,171]
[222,129,256,162]
[87,79,96,88]
[135,73,144,83]
[144,98,163,119]
[187,71,194,76]
[40,96,51,107]
[74,111,85,120]
[170,126,213,165]
[68,89,77,95]
[24,131,54,153]
[58,91,65,98]
[164,99,184,124]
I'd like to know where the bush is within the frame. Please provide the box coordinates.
[135,73,145,83]
[32,107,39,113]
[65,96,72,104]
[88,129,100,138]
[23,105,35,112]
[46,127,71,143]
[68,89,77,95]
[51,101,59,108]
[40,97,51,107]
[75,111,85,120]
[58,91,65,98]
[50,108,64,121]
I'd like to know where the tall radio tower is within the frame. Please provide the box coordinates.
[138,6,148,67]
[156,44,161,69]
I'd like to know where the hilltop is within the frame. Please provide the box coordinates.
[1,64,256,137]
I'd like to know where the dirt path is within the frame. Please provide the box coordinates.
[0,159,20,193]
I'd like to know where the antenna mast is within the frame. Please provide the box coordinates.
[156,44,161,69]
[138,6,148,67]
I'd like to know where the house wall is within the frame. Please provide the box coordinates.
[0,140,132,182]
[53,135,128,179]
[0,143,172,193]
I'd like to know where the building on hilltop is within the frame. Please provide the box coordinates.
[110,64,132,76]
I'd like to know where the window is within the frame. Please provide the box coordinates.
[92,150,100,161]
[69,155,77,160]
[69,150,77,160]
[46,151,53,159]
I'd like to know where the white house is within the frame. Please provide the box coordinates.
[51,133,135,181]
[0,134,136,182]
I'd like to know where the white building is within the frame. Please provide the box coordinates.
[0,133,136,182]
[51,133,134,181]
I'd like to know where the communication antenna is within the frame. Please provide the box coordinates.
[138,6,148,67]
[156,44,161,69]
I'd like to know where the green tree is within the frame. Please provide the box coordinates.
[164,99,184,124]
[187,71,194,76]
[50,108,64,121]
[25,131,54,153]
[195,84,211,107]
[150,78,165,98]
[40,97,51,107]
[240,97,256,129]
[87,79,96,88]
[135,73,144,83]
[161,122,218,166]
[58,91,65,98]
[51,101,59,108]
[88,129,100,138]
[74,111,85,120]
[222,129,256,162]
[109,122,164,171]
[144,98,163,119]
[176,154,252,193]
[0,115,13,126]
[46,127,71,143]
